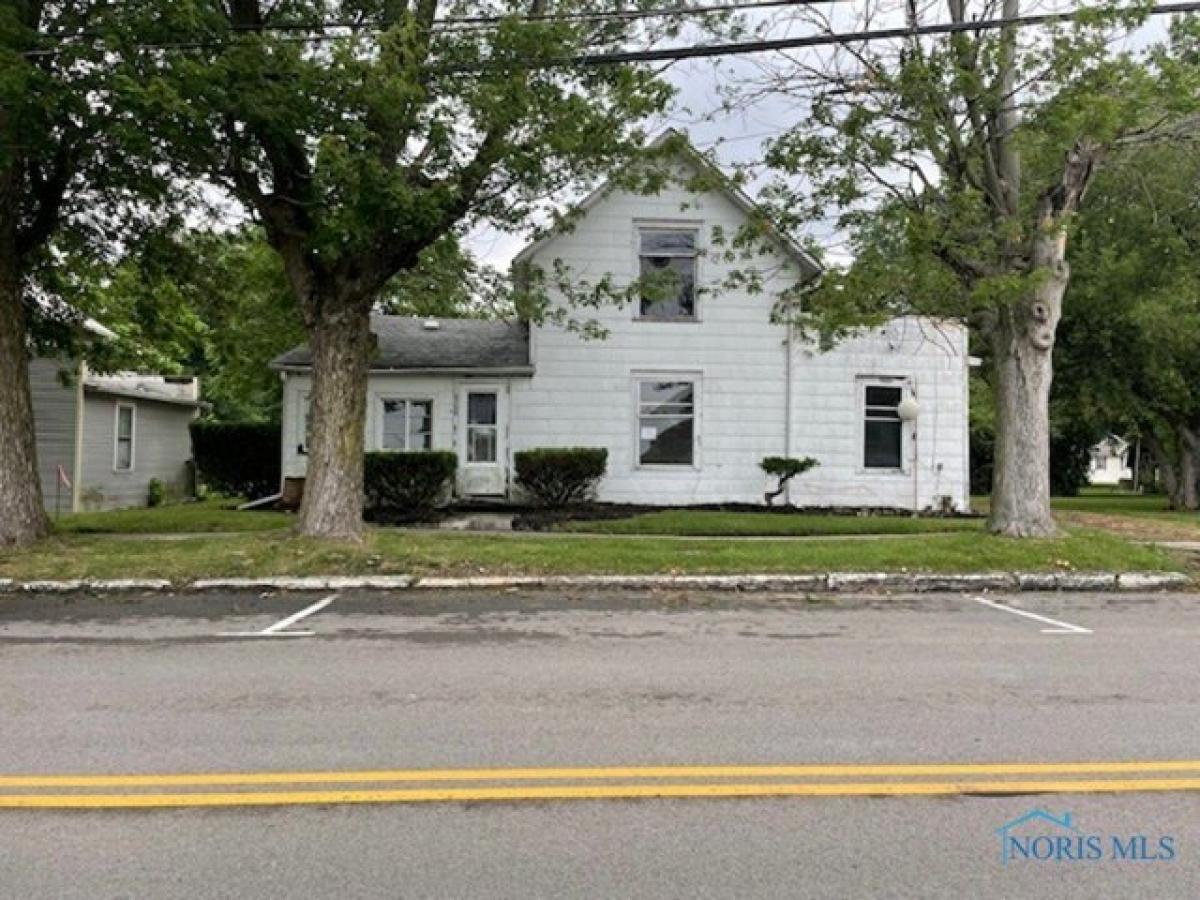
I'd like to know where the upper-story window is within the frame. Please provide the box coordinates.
[638,228,697,320]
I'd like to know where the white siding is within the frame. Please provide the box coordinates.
[281,373,458,478]
[278,162,971,511]
[510,168,970,510]
[78,395,197,510]
[29,356,79,513]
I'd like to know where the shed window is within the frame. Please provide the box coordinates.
[381,399,433,451]
[638,380,695,465]
[638,229,697,319]
[863,384,903,469]
[114,404,135,471]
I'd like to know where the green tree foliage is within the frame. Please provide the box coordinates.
[0,1,167,545]
[126,0,675,539]
[1055,136,1200,508]
[741,1,1196,535]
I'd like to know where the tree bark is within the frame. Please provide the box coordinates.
[294,299,373,540]
[1178,425,1199,512]
[0,249,51,546]
[987,289,1061,537]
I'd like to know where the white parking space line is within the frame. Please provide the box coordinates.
[974,597,1092,634]
[219,595,336,639]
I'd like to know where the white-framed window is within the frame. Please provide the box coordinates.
[113,403,135,472]
[297,392,311,455]
[465,392,498,463]
[636,378,696,466]
[862,382,904,470]
[380,398,433,451]
[637,227,698,320]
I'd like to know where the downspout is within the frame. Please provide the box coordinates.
[783,319,793,505]
[71,358,86,512]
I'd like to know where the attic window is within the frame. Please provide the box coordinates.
[638,228,697,320]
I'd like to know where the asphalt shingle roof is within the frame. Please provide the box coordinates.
[271,316,531,372]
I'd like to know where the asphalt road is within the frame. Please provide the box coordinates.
[1,588,1198,898]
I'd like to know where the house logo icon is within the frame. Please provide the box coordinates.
[995,808,1086,865]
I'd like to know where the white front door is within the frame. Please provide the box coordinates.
[457,386,507,497]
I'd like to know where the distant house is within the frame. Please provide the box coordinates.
[29,318,204,512]
[1087,434,1132,487]
[272,133,971,510]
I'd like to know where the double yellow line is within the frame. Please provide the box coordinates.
[4,761,1200,809]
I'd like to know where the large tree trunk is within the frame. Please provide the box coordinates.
[0,252,50,546]
[295,300,373,540]
[1144,429,1180,506]
[1178,426,1199,512]
[987,138,1099,538]
[987,287,1061,538]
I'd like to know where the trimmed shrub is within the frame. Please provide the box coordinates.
[190,421,281,500]
[147,478,167,508]
[760,455,819,506]
[514,447,608,507]
[364,451,457,519]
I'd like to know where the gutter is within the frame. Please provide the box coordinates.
[268,365,537,377]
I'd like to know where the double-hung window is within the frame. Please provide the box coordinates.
[637,380,696,466]
[114,403,135,471]
[638,228,697,320]
[863,384,904,469]
[380,399,433,451]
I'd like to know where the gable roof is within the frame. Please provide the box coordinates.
[271,316,532,374]
[512,129,823,282]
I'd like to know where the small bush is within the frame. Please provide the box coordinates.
[147,478,166,508]
[514,447,608,507]
[364,451,457,519]
[190,421,281,500]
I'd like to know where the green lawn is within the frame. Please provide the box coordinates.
[52,498,292,535]
[0,527,1180,582]
[1051,492,1200,523]
[558,509,981,537]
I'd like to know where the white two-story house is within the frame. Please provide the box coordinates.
[272,135,970,512]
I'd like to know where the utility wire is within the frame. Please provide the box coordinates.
[23,1,1199,61]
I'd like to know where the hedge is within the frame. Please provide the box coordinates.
[514,447,608,507]
[364,451,457,519]
[190,421,281,500]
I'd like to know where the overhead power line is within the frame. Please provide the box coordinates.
[230,0,829,32]
[24,1,1200,61]
[563,1,1200,67]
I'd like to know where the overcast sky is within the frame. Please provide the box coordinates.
[468,1,1175,271]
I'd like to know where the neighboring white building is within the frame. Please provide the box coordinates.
[1088,434,1133,486]
[273,135,971,511]
[30,358,204,513]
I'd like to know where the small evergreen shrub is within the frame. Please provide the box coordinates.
[514,447,608,507]
[147,478,167,508]
[190,421,281,499]
[364,451,457,518]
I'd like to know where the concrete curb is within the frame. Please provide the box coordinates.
[0,571,1191,595]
